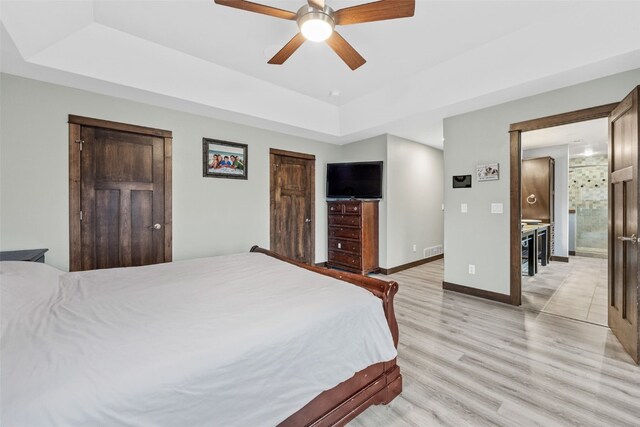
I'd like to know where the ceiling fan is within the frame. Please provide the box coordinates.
[214,0,415,70]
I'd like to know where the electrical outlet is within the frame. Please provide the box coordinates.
[423,248,428,258]
[412,244,417,252]
[461,203,468,213]
[468,264,475,275]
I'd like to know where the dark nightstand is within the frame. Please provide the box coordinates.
[0,249,49,263]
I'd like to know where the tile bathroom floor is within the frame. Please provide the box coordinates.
[522,256,608,325]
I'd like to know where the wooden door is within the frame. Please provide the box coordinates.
[609,86,640,364]
[270,149,315,264]
[69,116,172,271]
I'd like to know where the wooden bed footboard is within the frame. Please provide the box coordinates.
[249,246,402,426]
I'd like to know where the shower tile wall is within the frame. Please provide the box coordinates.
[569,155,607,258]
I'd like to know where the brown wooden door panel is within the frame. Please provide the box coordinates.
[94,135,154,183]
[71,117,171,271]
[270,150,315,264]
[95,189,121,269]
[609,86,640,364]
[131,190,155,267]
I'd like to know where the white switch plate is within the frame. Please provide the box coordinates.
[461,203,468,213]
[491,203,503,214]
[468,264,475,274]
[412,244,417,252]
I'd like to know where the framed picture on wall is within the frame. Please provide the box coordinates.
[202,138,248,180]
[476,163,499,181]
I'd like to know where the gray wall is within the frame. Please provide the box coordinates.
[339,134,445,269]
[0,73,341,270]
[523,145,569,258]
[0,74,445,272]
[386,135,444,267]
[339,135,389,267]
[443,68,640,295]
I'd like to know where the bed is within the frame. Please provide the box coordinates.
[1,246,401,426]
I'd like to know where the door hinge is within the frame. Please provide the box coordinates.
[80,210,83,221]
[75,139,84,151]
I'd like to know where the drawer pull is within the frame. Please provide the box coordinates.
[338,243,342,249]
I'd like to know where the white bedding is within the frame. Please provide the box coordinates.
[1,253,396,426]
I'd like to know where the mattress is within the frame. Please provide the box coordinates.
[1,253,397,426]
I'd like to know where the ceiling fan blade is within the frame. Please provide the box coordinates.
[335,0,415,25]
[268,33,306,65]
[326,31,366,70]
[214,0,297,20]
[307,0,325,9]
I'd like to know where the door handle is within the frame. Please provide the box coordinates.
[526,194,537,205]
[305,218,311,223]
[149,224,162,230]
[617,234,637,243]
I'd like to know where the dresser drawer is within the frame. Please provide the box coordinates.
[341,202,362,215]
[328,215,361,227]
[328,227,361,240]
[328,239,361,254]
[328,201,362,215]
[328,202,345,214]
[328,251,362,269]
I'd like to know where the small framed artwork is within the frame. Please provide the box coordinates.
[203,138,248,180]
[476,163,499,182]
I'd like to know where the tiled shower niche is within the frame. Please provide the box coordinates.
[569,155,607,258]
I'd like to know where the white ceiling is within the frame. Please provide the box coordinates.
[2,1,640,148]
[522,118,608,158]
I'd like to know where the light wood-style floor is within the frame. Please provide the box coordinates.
[350,259,640,427]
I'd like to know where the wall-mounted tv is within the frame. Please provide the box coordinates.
[326,161,383,199]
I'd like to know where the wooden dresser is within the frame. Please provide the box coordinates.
[327,200,379,275]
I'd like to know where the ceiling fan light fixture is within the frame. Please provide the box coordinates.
[298,7,335,42]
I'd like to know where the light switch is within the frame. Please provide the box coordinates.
[491,203,503,214]
[461,203,468,213]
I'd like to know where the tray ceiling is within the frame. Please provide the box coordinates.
[2,1,640,147]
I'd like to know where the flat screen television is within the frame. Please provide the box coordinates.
[326,161,383,199]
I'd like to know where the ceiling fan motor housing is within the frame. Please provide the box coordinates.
[297,5,336,42]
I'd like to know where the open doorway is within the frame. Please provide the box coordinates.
[519,118,608,325]
[508,87,640,364]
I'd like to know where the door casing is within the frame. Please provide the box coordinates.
[508,103,618,306]
[69,115,172,271]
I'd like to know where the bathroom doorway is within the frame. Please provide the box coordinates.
[509,87,640,364]
[520,118,608,325]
